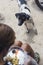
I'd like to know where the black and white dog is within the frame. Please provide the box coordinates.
[15,0,37,34]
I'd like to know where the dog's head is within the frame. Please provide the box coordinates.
[15,13,30,26]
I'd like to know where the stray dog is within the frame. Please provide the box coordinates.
[3,42,40,65]
[15,0,37,34]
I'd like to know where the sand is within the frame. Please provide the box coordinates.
[0,0,43,65]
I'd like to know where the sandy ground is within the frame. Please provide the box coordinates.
[0,0,43,65]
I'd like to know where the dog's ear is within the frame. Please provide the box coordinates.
[15,13,20,19]
[26,14,30,20]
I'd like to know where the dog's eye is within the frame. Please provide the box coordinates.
[12,50,16,53]
[22,17,26,20]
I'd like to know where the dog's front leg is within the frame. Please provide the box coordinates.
[29,18,38,35]
[25,22,31,33]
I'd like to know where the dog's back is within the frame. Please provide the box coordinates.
[17,0,27,7]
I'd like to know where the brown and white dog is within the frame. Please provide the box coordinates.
[3,41,40,65]
[15,0,37,34]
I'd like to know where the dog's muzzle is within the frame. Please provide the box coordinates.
[18,19,24,26]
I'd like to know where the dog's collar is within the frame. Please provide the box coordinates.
[9,46,24,52]
[25,7,30,12]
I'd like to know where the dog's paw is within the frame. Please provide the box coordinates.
[26,29,31,33]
